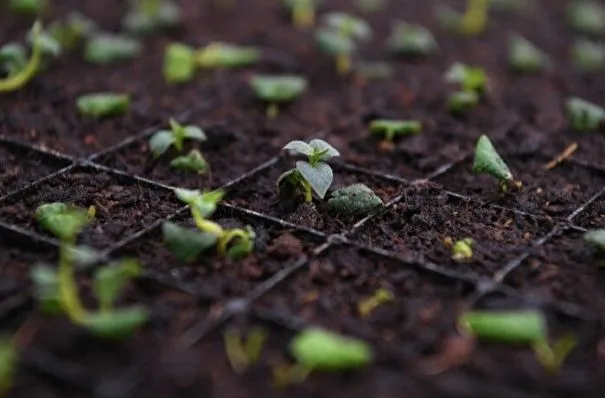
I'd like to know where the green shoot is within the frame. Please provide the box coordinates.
[148,118,206,158]
[76,92,130,118]
[571,39,605,72]
[0,339,16,396]
[31,265,62,314]
[508,34,550,72]
[369,119,422,143]
[163,43,196,84]
[283,0,319,29]
[279,139,340,201]
[196,42,260,69]
[49,12,97,50]
[326,184,384,217]
[565,97,605,132]
[584,229,605,254]
[473,135,518,191]
[567,1,605,36]
[0,44,27,77]
[437,0,489,36]
[93,259,142,312]
[448,90,479,115]
[533,334,577,374]
[459,310,547,344]
[169,149,209,174]
[445,62,487,94]
[123,0,181,35]
[444,237,473,262]
[84,33,142,65]
[249,75,308,118]
[8,0,47,15]
[357,288,394,317]
[388,21,438,56]
[224,327,268,374]
[35,202,94,240]
[323,12,372,41]
[162,221,217,262]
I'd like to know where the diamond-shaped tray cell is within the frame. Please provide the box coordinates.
[434,155,605,218]
[0,167,180,249]
[0,141,71,198]
[504,230,605,313]
[254,244,470,349]
[225,159,403,234]
[351,185,553,279]
[110,206,323,320]
[572,193,605,230]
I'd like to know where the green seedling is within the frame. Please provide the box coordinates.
[250,75,308,118]
[584,229,605,255]
[448,90,479,115]
[0,44,27,77]
[369,119,422,143]
[357,288,394,317]
[76,92,130,118]
[35,202,95,240]
[8,0,47,15]
[534,334,578,374]
[444,237,473,262]
[283,0,320,28]
[168,188,256,259]
[0,21,59,93]
[278,139,340,202]
[473,135,517,191]
[571,39,605,72]
[149,118,206,158]
[445,62,487,93]
[196,42,260,69]
[565,97,605,132]
[224,327,268,374]
[163,43,196,84]
[49,12,97,50]
[0,339,16,396]
[323,12,372,41]
[436,0,489,36]
[170,149,209,174]
[123,0,181,35]
[388,21,438,56]
[567,1,605,36]
[326,184,384,217]
[459,310,547,344]
[509,35,550,72]
[84,33,142,65]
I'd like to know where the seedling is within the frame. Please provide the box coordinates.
[166,188,256,259]
[508,35,550,72]
[283,0,319,28]
[445,62,487,94]
[249,75,308,118]
[49,12,97,50]
[355,61,393,80]
[8,0,47,15]
[571,39,605,72]
[584,229,605,255]
[278,139,340,201]
[473,135,518,191]
[84,33,142,65]
[76,92,130,118]
[355,0,388,13]
[0,21,59,93]
[123,0,181,35]
[567,1,605,36]
[196,42,260,69]
[323,12,372,40]
[448,91,479,115]
[369,119,422,143]
[163,43,196,84]
[169,149,209,174]
[444,237,473,262]
[224,327,268,374]
[0,44,27,77]
[357,288,394,317]
[565,97,605,132]
[0,339,16,396]
[533,334,578,374]
[388,21,438,56]
[35,202,95,240]
[436,0,489,36]
[326,184,384,217]
[148,119,206,158]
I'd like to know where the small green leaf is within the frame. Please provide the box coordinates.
[583,229,605,254]
[283,140,315,156]
[162,221,217,262]
[27,27,61,57]
[567,1,605,36]
[196,42,260,69]
[326,184,384,217]
[388,21,438,56]
[174,188,225,217]
[323,12,372,41]
[68,245,101,268]
[290,329,373,372]
[277,169,305,199]
[571,39,605,72]
[49,12,97,50]
[508,35,550,72]
[76,92,130,118]
[35,202,92,240]
[250,75,308,103]
[565,97,605,132]
[8,0,47,15]
[93,259,142,311]
[369,119,422,142]
[473,135,513,182]
[459,310,547,344]
[84,34,142,65]
[123,0,181,35]
[170,149,209,174]
[163,43,196,84]
[149,130,176,158]
[31,264,62,315]
[83,306,148,340]
[0,339,16,395]
[315,29,355,55]
[445,62,487,93]
[309,139,340,162]
[0,43,27,77]
[296,161,333,200]
[451,238,473,262]
[448,90,479,115]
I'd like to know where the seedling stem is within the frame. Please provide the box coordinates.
[0,21,44,92]
[336,53,351,75]
[461,0,488,35]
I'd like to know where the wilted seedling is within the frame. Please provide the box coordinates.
[448,90,479,115]
[473,135,519,191]
[436,0,489,36]
[445,62,487,94]
[388,21,438,56]
[149,119,206,158]
[283,0,320,28]
[224,327,268,374]
[369,119,422,143]
[170,149,209,174]
[565,97,605,132]
[196,42,260,69]
[278,139,340,202]
[444,237,473,262]
[583,229,605,256]
[509,35,550,72]
[0,339,16,396]
[163,43,196,84]
[84,33,142,65]
[76,92,130,118]
[250,75,308,118]
[8,0,47,15]
[123,0,181,35]
[326,184,384,217]
[49,12,97,50]
[567,1,605,36]
[357,288,394,317]
[571,39,605,72]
